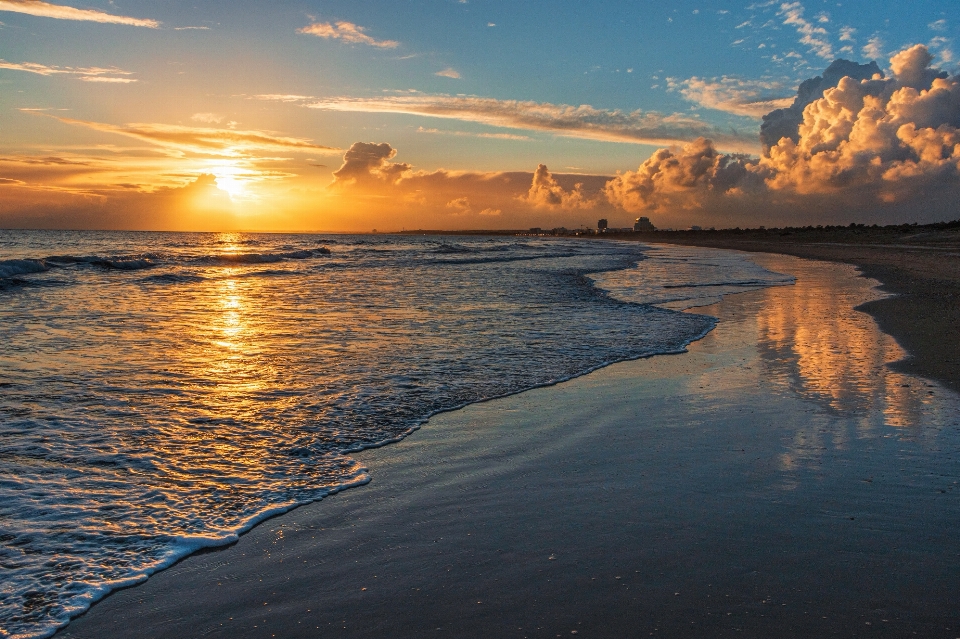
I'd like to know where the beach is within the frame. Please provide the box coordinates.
[639,226,960,395]
[56,251,960,639]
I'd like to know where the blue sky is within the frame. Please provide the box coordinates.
[0,0,958,230]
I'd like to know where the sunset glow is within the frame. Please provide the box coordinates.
[1,1,958,231]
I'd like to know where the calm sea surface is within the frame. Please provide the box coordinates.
[0,231,791,639]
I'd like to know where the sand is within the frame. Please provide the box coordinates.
[57,253,960,639]
[639,227,960,394]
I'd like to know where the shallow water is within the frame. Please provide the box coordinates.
[0,232,790,639]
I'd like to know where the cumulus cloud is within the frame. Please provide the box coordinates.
[322,141,617,227]
[435,68,461,79]
[779,2,834,60]
[0,59,135,81]
[0,0,158,27]
[759,58,883,150]
[330,142,411,187]
[603,44,960,224]
[605,138,756,213]
[523,164,592,209]
[44,115,340,158]
[670,76,794,117]
[298,21,398,48]
[760,45,956,196]
[291,94,754,151]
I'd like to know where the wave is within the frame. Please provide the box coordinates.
[432,251,579,266]
[139,273,206,285]
[1,247,333,287]
[194,247,331,265]
[0,258,51,279]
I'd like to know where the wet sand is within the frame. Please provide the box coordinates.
[58,253,960,639]
[640,228,960,394]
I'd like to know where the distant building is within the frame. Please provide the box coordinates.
[529,227,542,234]
[598,218,608,232]
[690,225,702,231]
[634,217,655,231]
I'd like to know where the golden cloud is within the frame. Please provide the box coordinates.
[45,116,340,158]
[0,59,135,82]
[297,94,756,151]
[298,21,398,48]
[0,0,158,27]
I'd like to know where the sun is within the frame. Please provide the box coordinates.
[206,162,251,200]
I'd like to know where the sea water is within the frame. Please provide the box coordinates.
[0,232,791,638]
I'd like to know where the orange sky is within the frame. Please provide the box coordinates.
[1,1,959,231]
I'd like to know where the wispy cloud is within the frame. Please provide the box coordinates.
[435,68,461,79]
[863,35,884,60]
[0,59,135,82]
[416,126,530,141]
[778,2,833,60]
[253,93,317,102]
[174,26,210,31]
[669,76,793,118]
[78,76,135,83]
[257,94,755,151]
[38,114,341,158]
[0,0,158,27]
[191,112,224,124]
[298,21,398,48]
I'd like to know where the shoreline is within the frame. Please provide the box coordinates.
[637,233,960,395]
[57,250,960,638]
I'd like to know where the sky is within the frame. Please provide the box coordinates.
[0,0,958,231]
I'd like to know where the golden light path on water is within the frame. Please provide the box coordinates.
[2,235,958,639]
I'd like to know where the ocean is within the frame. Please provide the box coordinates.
[0,231,792,639]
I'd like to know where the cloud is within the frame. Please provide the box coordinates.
[298,21,398,48]
[78,75,135,83]
[603,44,960,225]
[523,164,592,209]
[670,76,794,117]
[605,138,756,213]
[174,26,210,31]
[191,112,223,124]
[435,68,461,79]
[253,94,316,102]
[0,59,135,82]
[330,142,411,187]
[43,115,340,158]
[416,126,530,141]
[289,94,755,151]
[446,196,470,212]
[862,35,884,60]
[759,58,883,150]
[324,141,616,226]
[0,0,158,27]
[778,2,834,60]
[929,19,947,32]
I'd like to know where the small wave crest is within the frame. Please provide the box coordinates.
[0,258,51,279]
[196,247,331,265]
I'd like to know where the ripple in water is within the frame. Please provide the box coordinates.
[0,231,790,638]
